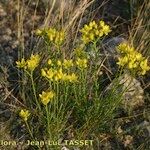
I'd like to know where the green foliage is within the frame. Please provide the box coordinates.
[15,20,149,149]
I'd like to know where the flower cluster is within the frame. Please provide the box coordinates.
[80,20,111,44]
[41,57,88,82]
[76,58,87,69]
[36,28,65,46]
[39,91,55,105]
[117,43,150,75]
[41,67,78,83]
[19,109,30,121]
[16,54,40,72]
[63,59,74,69]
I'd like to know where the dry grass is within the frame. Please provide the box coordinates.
[129,0,150,55]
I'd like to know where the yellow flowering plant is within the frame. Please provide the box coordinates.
[16,54,41,111]
[15,19,150,149]
[16,21,110,145]
[117,43,150,75]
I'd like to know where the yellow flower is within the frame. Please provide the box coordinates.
[92,21,97,28]
[19,109,30,121]
[101,24,111,35]
[117,43,127,53]
[94,29,99,35]
[46,28,65,45]
[128,61,137,69]
[67,73,78,82]
[47,28,56,41]
[47,59,52,65]
[54,31,65,45]
[46,69,55,80]
[41,68,47,77]
[135,53,142,61]
[76,58,88,69]
[99,20,111,35]
[99,21,105,27]
[63,59,73,69]
[80,20,111,44]
[117,56,128,67]
[54,68,64,81]
[39,91,55,105]
[81,36,90,44]
[16,58,26,69]
[61,73,78,82]
[89,33,95,41]
[35,28,65,46]
[57,60,62,66]
[117,43,134,53]
[61,73,68,81]
[35,29,43,36]
[26,54,40,71]
[140,59,150,75]
[117,42,150,75]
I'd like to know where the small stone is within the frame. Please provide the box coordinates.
[61,146,70,150]
[139,120,150,136]
[117,126,123,134]
[5,28,12,35]
[0,28,12,35]
[0,4,7,17]
[123,135,133,147]
[10,40,19,49]
[1,35,12,41]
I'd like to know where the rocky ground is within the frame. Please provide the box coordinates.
[0,0,150,149]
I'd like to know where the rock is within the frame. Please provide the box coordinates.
[100,37,145,112]
[1,35,12,42]
[0,28,12,35]
[61,146,70,150]
[139,120,150,137]
[123,135,133,147]
[106,73,144,111]
[0,4,7,17]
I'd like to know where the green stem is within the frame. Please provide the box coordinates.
[25,121,34,139]
[45,105,51,138]
[53,82,56,117]
[56,81,59,131]
[81,70,87,100]
[21,70,27,104]
[25,121,42,150]
[64,82,68,102]
[73,83,79,106]
[30,72,41,111]
[56,81,59,112]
